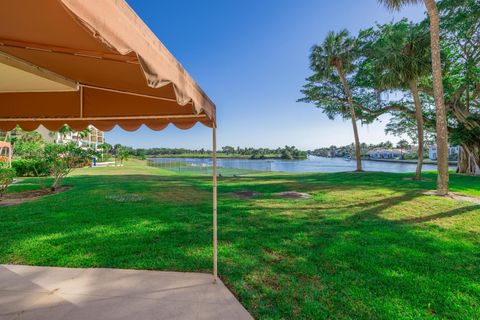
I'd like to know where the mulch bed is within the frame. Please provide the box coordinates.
[0,186,71,207]
[273,191,312,199]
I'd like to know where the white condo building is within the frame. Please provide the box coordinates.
[428,145,460,160]
[36,125,105,150]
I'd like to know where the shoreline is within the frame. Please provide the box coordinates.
[146,155,456,165]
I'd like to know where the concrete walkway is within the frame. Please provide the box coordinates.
[0,265,253,320]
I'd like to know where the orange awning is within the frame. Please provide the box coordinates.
[0,0,216,132]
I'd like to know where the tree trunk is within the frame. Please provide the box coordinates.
[458,144,480,176]
[409,80,424,180]
[336,66,363,172]
[457,145,468,174]
[474,146,480,176]
[51,173,61,192]
[424,0,449,195]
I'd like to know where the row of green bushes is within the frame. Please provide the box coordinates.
[0,129,107,199]
[0,142,97,197]
[11,159,50,177]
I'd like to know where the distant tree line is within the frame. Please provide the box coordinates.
[219,146,307,159]
[118,145,308,160]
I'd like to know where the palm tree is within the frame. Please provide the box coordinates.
[113,144,122,166]
[58,125,72,140]
[397,139,411,160]
[378,0,449,194]
[97,142,112,161]
[310,30,363,171]
[76,128,92,147]
[364,20,431,179]
[118,149,130,165]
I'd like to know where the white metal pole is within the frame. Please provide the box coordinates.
[213,126,218,283]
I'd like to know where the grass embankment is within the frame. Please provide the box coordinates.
[1,160,479,319]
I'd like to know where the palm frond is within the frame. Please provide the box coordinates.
[378,0,421,11]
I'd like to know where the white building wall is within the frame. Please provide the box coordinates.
[35,125,105,150]
[35,125,56,143]
[428,145,459,160]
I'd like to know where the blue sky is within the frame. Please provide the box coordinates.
[106,0,426,150]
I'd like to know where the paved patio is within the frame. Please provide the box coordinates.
[0,265,253,320]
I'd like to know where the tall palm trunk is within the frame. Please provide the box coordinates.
[424,0,449,195]
[409,80,424,180]
[337,66,363,171]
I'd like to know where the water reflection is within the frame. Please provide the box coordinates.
[148,156,454,173]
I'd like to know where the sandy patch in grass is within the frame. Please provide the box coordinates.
[273,191,312,199]
[423,190,480,204]
[228,190,263,199]
[402,177,433,182]
[105,194,145,203]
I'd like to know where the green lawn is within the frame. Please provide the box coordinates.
[1,160,479,319]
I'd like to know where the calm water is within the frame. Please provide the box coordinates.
[149,156,455,173]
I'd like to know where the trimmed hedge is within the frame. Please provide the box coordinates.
[12,159,50,177]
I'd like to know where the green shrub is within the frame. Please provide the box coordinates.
[12,159,49,177]
[44,143,91,191]
[0,168,16,198]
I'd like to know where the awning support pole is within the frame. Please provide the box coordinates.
[212,126,218,283]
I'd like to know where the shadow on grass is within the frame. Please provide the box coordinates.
[216,193,480,319]
[398,204,480,224]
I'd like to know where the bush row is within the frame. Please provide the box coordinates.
[12,159,50,177]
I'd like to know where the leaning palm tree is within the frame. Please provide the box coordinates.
[76,128,92,147]
[378,0,449,194]
[367,20,431,180]
[310,30,363,171]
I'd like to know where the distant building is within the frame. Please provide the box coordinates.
[428,145,459,160]
[36,125,105,150]
[368,149,403,159]
[0,141,12,167]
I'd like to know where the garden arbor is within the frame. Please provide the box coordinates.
[0,1,218,280]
